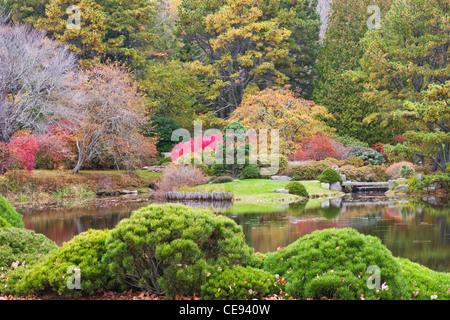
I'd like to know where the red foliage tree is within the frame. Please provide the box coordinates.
[291,134,346,161]
[0,131,39,173]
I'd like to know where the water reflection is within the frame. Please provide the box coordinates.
[19,195,450,272]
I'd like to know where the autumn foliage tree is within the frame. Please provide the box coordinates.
[70,63,156,173]
[229,87,333,156]
[292,134,346,161]
[177,0,294,118]
[37,0,157,67]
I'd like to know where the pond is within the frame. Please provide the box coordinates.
[18,194,450,272]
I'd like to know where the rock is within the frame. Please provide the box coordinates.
[270,175,292,181]
[321,200,330,208]
[330,182,342,191]
[340,174,347,183]
[428,182,442,190]
[161,152,172,158]
[388,180,396,188]
[394,184,410,193]
[274,189,290,194]
[288,161,305,167]
[329,197,342,207]
[121,190,138,195]
[331,165,340,173]
[321,183,330,189]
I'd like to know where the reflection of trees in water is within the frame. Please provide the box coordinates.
[22,201,149,246]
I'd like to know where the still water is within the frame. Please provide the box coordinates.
[18,195,450,272]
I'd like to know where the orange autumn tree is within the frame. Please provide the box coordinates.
[229,87,333,156]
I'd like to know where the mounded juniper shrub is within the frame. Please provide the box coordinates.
[285,182,309,198]
[263,228,409,300]
[0,227,57,295]
[15,229,113,296]
[0,195,24,228]
[102,204,259,299]
[318,168,342,184]
[201,265,279,300]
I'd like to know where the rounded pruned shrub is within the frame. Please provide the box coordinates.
[0,228,57,295]
[201,265,278,300]
[263,228,409,300]
[318,167,342,184]
[0,195,24,228]
[102,204,258,298]
[15,229,113,296]
[285,182,309,198]
[0,227,57,270]
[242,164,260,179]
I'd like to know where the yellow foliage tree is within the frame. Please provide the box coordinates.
[229,87,333,155]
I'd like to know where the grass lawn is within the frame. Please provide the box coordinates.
[195,179,343,205]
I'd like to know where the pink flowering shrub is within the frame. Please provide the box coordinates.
[170,133,223,162]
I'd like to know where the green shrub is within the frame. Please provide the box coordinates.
[0,228,58,295]
[242,164,260,179]
[0,228,57,270]
[209,175,235,183]
[15,229,113,296]
[399,165,415,178]
[291,161,329,180]
[334,136,369,148]
[339,165,376,182]
[318,168,343,184]
[0,195,24,228]
[396,257,450,300]
[263,228,409,300]
[419,172,450,191]
[201,265,278,300]
[346,147,385,165]
[102,204,259,298]
[285,182,309,198]
[0,216,12,227]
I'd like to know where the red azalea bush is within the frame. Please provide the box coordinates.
[153,164,210,198]
[170,133,223,162]
[292,134,347,161]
